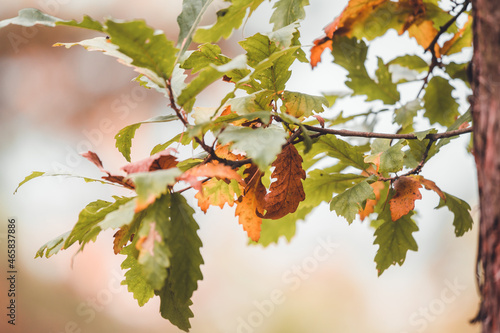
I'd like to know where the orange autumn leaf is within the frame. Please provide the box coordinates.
[178,161,244,192]
[310,0,442,68]
[359,181,385,221]
[440,15,472,56]
[235,186,263,242]
[407,20,440,57]
[410,175,446,201]
[389,176,423,221]
[214,143,246,161]
[261,144,306,219]
[311,0,389,68]
[194,177,243,213]
[310,38,332,68]
[235,165,266,241]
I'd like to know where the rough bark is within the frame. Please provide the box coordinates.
[471,0,500,331]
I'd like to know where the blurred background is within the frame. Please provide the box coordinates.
[0,1,479,332]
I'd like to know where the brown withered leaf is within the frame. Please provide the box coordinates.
[261,144,306,219]
[113,225,132,254]
[235,164,267,241]
[122,148,177,174]
[411,175,446,201]
[81,151,105,171]
[81,151,135,189]
[102,175,135,189]
[389,176,422,221]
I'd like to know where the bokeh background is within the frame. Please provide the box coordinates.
[0,1,480,332]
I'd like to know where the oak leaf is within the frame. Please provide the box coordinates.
[359,181,385,221]
[389,176,422,221]
[113,225,131,255]
[194,178,243,213]
[262,144,306,219]
[135,222,161,257]
[178,161,244,192]
[122,148,178,174]
[440,15,472,56]
[310,0,389,67]
[411,175,445,201]
[310,0,442,68]
[235,164,266,241]
[81,151,135,189]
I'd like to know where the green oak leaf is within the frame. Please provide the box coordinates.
[98,199,137,230]
[374,210,418,276]
[394,99,422,129]
[35,231,71,258]
[280,91,329,118]
[240,32,299,92]
[303,170,366,207]
[157,281,194,332]
[257,204,312,246]
[218,125,287,169]
[436,192,474,237]
[331,37,399,104]
[317,136,369,170]
[127,168,182,211]
[13,171,118,194]
[115,115,178,162]
[388,55,429,73]
[0,8,60,28]
[105,20,178,81]
[64,196,135,250]
[135,201,172,290]
[423,76,460,126]
[120,243,155,306]
[168,193,203,302]
[270,0,309,31]
[177,54,248,111]
[330,181,375,223]
[380,140,406,173]
[176,0,213,56]
[157,193,203,332]
[194,0,265,43]
[227,91,274,114]
[404,139,436,169]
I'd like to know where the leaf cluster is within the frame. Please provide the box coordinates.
[3,0,474,329]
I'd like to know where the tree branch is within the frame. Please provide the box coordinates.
[302,124,472,140]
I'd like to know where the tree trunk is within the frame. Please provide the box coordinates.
[471,0,500,331]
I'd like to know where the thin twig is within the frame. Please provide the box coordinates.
[301,124,472,140]
[418,0,471,97]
